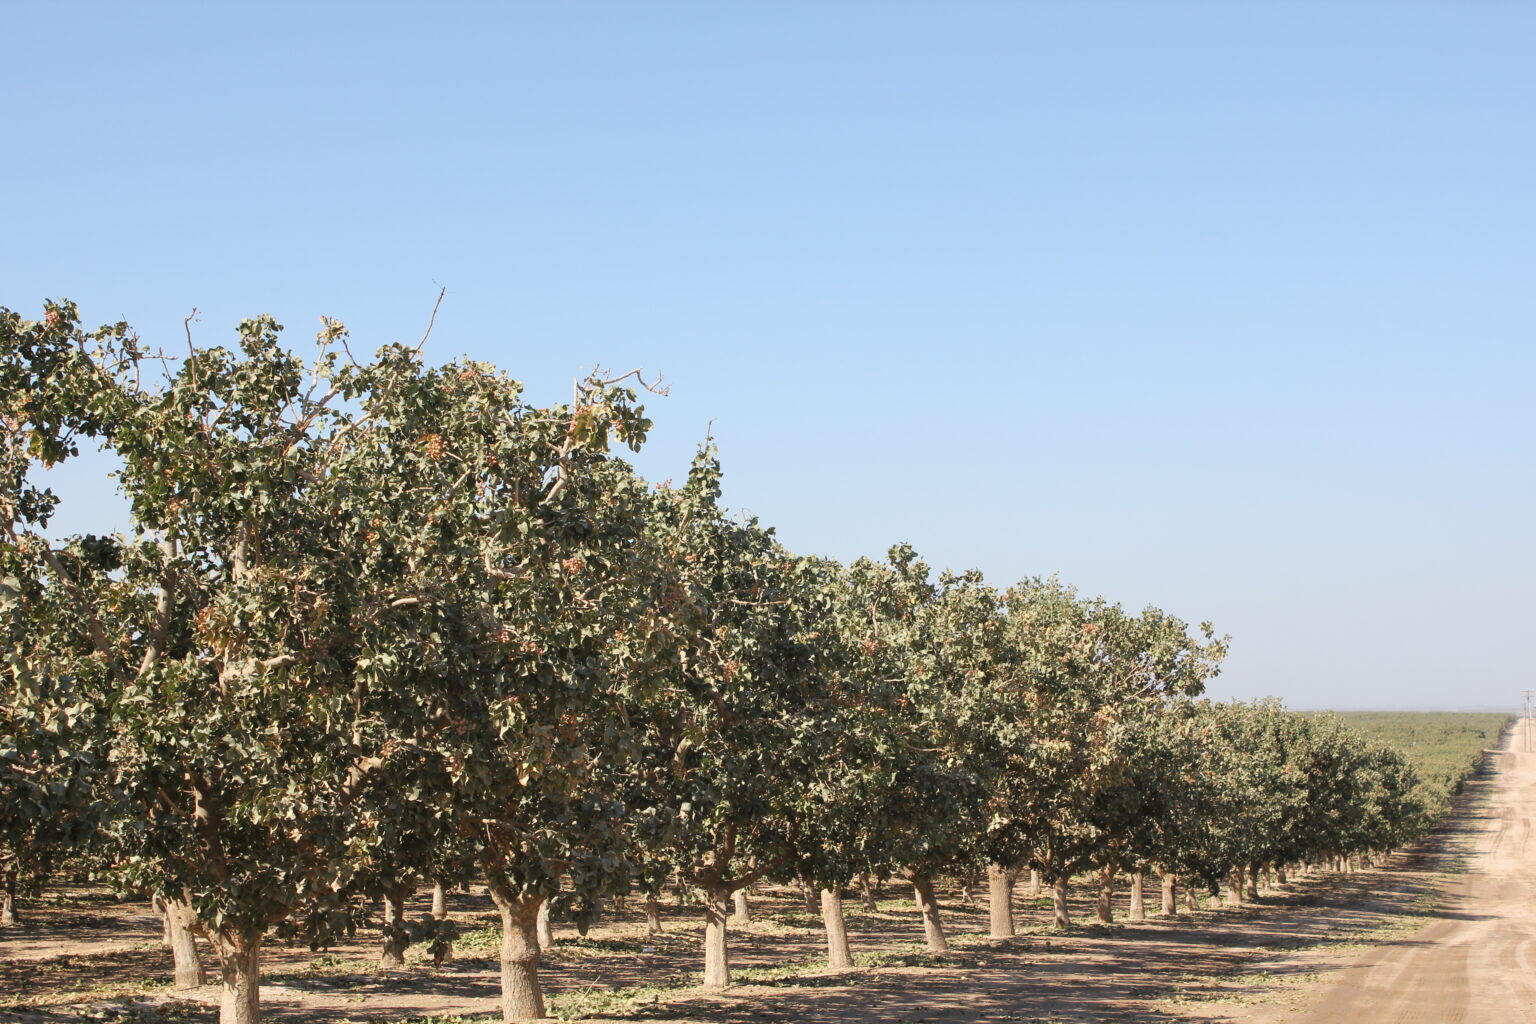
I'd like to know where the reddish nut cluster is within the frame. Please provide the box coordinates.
[422,434,446,461]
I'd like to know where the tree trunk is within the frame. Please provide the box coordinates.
[216,937,261,1024]
[820,888,853,969]
[1185,886,1200,912]
[801,879,818,913]
[986,863,1015,939]
[1276,865,1288,885]
[1225,868,1244,907]
[431,881,454,965]
[644,897,663,936]
[166,898,208,989]
[1246,862,1261,900]
[1095,864,1115,924]
[857,872,879,912]
[1051,878,1071,929]
[732,888,750,924]
[536,900,554,950]
[0,868,16,927]
[154,896,171,944]
[488,885,546,1021]
[381,888,409,968]
[1028,868,1041,898]
[702,885,731,989]
[1159,871,1177,916]
[1128,871,1145,922]
[910,874,948,951]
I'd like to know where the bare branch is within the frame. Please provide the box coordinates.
[587,367,670,397]
[411,287,447,358]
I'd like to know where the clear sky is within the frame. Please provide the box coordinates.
[4,2,1531,709]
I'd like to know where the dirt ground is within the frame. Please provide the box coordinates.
[0,737,1514,1024]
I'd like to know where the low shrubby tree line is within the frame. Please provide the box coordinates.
[1,303,1440,1023]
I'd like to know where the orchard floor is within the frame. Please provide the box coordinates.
[0,758,1506,1024]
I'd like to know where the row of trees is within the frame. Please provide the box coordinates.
[1,303,1434,1024]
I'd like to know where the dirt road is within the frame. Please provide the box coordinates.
[1280,723,1536,1024]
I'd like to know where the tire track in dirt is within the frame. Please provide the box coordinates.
[1275,723,1536,1024]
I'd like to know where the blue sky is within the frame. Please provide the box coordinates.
[5,2,1531,708]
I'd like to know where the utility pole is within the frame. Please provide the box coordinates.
[1524,690,1534,753]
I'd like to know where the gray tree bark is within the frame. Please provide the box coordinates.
[216,936,261,1024]
[1226,868,1245,907]
[0,868,16,927]
[381,886,410,967]
[858,872,879,912]
[644,897,664,936]
[535,899,554,950]
[431,881,453,965]
[487,883,546,1021]
[1095,864,1116,924]
[1052,878,1071,929]
[820,888,853,969]
[987,863,1016,938]
[166,898,208,988]
[910,874,948,951]
[702,884,732,989]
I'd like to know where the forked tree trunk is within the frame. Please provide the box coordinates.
[702,885,732,989]
[535,900,554,949]
[166,898,208,988]
[1128,871,1145,922]
[986,863,1015,938]
[910,874,948,951]
[858,872,879,912]
[488,885,546,1021]
[381,887,409,967]
[1052,878,1071,929]
[732,889,750,924]
[216,936,261,1024]
[1160,871,1177,916]
[820,888,852,969]
[1028,868,1042,898]
[1095,864,1116,924]
[1,868,16,927]
[644,897,664,936]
